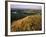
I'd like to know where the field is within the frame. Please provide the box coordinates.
[11,9,42,32]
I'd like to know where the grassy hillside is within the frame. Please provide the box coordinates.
[11,15,42,32]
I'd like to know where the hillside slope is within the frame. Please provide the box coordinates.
[11,15,42,32]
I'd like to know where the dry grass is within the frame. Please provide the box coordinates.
[11,15,42,32]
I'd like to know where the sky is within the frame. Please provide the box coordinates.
[11,2,42,10]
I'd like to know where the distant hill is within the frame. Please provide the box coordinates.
[11,9,41,22]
